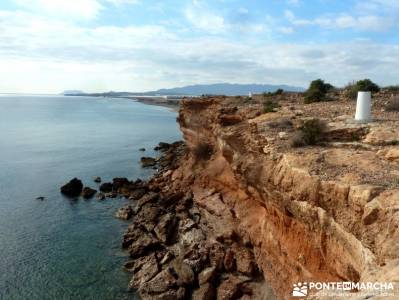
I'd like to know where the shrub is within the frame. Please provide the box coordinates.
[263,100,279,113]
[263,89,284,98]
[193,142,213,161]
[344,79,380,100]
[291,119,327,147]
[356,79,380,93]
[384,85,399,92]
[267,118,293,129]
[304,79,333,103]
[385,98,399,112]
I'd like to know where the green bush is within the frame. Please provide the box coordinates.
[263,89,284,98]
[304,79,333,103]
[263,100,279,113]
[344,79,380,100]
[291,119,327,147]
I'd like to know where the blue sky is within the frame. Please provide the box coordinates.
[0,0,399,93]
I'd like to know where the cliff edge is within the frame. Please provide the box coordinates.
[175,94,399,299]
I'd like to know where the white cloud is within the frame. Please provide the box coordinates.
[285,10,395,32]
[105,0,140,6]
[0,7,399,93]
[12,0,104,20]
[184,1,226,33]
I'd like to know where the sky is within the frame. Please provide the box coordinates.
[0,0,399,93]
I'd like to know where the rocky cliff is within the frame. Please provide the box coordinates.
[174,94,399,299]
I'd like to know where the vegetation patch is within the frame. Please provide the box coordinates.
[344,79,380,100]
[291,119,327,147]
[263,99,280,113]
[304,79,334,104]
[263,89,284,98]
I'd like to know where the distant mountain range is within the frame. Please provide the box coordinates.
[63,83,304,97]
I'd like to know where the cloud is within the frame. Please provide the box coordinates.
[105,0,140,6]
[285,9,396,32]
[184,1,226,33]
[1,3,399,93]
[12,0,104,20]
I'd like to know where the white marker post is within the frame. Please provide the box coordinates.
[355,91,372,123]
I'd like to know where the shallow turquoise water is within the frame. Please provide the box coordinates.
[0,95,181,300]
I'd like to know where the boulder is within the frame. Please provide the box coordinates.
[208,243,225,271]
[217,276,245,300]
[172,260,195,286]
[60,178,83,197]
[112,177,129,190]
[81,187,97,199]
[139,267,178,295]
[96,192,105,200]
[141,157,157,168]
[128,233,160,258]
[192,283,216,300]
[129,188,148,200]
[115,205,133,220]
[139,148,146,151]
[198,266,217,285]
[223,249,235,272]
[235,248,256,276]
[99,182,113,193]
[154,142,171,151]
[154,213,177,244]
[128,254,160,289]
[93,176,101,183]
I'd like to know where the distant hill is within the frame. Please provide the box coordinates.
[63,83,305,97]
[63,90,84,95]
[150,83,305,96]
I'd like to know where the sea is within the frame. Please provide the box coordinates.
[0,95,181,300]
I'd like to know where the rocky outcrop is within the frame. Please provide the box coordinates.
[60,178,83,197]
[81,187,97,199]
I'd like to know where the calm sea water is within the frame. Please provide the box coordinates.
[0,95,181,300]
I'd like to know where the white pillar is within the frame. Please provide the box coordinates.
[355,91,372,122]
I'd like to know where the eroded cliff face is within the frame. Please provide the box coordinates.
[176,96,399,299]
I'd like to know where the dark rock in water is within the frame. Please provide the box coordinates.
[60,178,83,197]
[81,187,97,199]
[105,191,117,198]
[141,157,157,168]
[36,196,45,201]
[99,182,113,193]
[112,177,129,190]
[93,176,102,183]
[115,205,133,220]
[154,142,170,151]
[96,192,105,200]
[139,148,146,151]
[192,283,216,300]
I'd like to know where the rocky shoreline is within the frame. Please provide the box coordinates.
[115,141,270,299]
[61,141,270,299]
